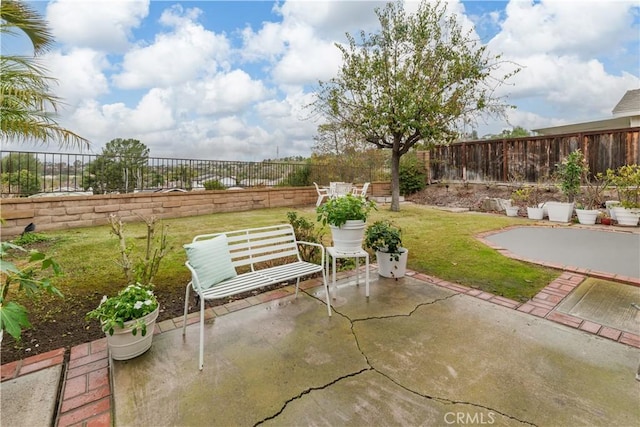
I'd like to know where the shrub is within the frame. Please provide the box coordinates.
[399,152,426,196]
[203,179,226,190]
[286,211,324,264]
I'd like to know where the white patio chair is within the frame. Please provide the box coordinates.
[333,182,353,198]
[352,182,370,198]
[314,182,330,206]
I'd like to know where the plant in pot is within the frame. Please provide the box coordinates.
[549,150,585,222]
[86,214,170,360]
[511,185,543,219]
[316,194,376,252]
[576,169,608,225]
[606,164,640,226]
[364,220,408,279]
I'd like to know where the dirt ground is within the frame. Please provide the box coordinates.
[406,181,564,210]
[0,183,562,364]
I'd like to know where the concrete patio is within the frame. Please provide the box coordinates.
[110,273,639,426]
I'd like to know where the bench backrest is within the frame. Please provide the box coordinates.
[191,224,301,271]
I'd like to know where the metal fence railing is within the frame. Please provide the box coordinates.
[0,151,387,197]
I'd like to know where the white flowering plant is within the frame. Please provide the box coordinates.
[86,283,159,336]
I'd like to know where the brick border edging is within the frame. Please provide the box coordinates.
[56,338,111,427]
[2,267,639,427]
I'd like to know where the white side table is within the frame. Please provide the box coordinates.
[325,247,370,298]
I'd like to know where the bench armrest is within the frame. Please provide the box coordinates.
[296,240,325,266]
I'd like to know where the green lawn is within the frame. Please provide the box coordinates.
[24,204,556,303]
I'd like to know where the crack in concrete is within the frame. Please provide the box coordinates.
[274,290,538,426]
[254,367,372,427]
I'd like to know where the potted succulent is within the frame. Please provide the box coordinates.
[316,194,376,252]
[548,150,585,222]
[364,220,408,279]
[606,164,640,226]
[86,214,169,360]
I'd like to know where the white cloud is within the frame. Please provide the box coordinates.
[190,70,271,115]
[112,5,231,90]
[482,0,640,134]
[46,0,149,53]
[493,0,636,58]
[43,48,110,109]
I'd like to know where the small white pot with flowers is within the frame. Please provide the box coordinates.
[87,284,159,360]
[86,214,169,360]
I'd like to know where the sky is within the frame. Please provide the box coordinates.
[2,0,639,161]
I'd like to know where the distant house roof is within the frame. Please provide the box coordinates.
[533,88,640,135]
[612,88,640,117]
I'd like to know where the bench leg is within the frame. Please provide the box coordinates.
[199,299,205,370]
[322,269,332,316]
[294,277,300,298]
[182,282,192,337]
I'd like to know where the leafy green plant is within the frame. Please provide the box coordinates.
[287,211,324,264]
[316,194,376,227]
[606,164,640,208]
[12,232,52,246]
[555,150,586,202]
[511,185,541,209]
[0,241,63,340]
[364,220,403,261]
[86,283,158,336]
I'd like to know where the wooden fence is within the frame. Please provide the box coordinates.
[428,128,640,183]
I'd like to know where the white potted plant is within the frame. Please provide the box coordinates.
[364,220,408,279]
[511,185,543,219]
[86,283,159,360]
[576,169,608,225]
[548,150,585,222]
[316,194,376,252]
[86,214,169,360]
[606,164,640,226]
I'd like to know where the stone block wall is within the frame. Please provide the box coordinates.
[0,182,390,237]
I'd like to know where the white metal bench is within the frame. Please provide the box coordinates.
[182,224,331,370]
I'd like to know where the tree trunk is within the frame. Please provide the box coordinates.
[390,149,401,211]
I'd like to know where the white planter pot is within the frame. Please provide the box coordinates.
[546,202,574,223]
[505,206,519,217]
[106,306,159,360]
[612,207,640,227]
[575,209,600,225]
[526,207,544,220]
[605,201,620,220]
[376,248,408,279]
[330,220,366,252]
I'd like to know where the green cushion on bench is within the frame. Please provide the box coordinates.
[184,235,237,289]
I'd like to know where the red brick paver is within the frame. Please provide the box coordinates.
[58,338,111,427]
